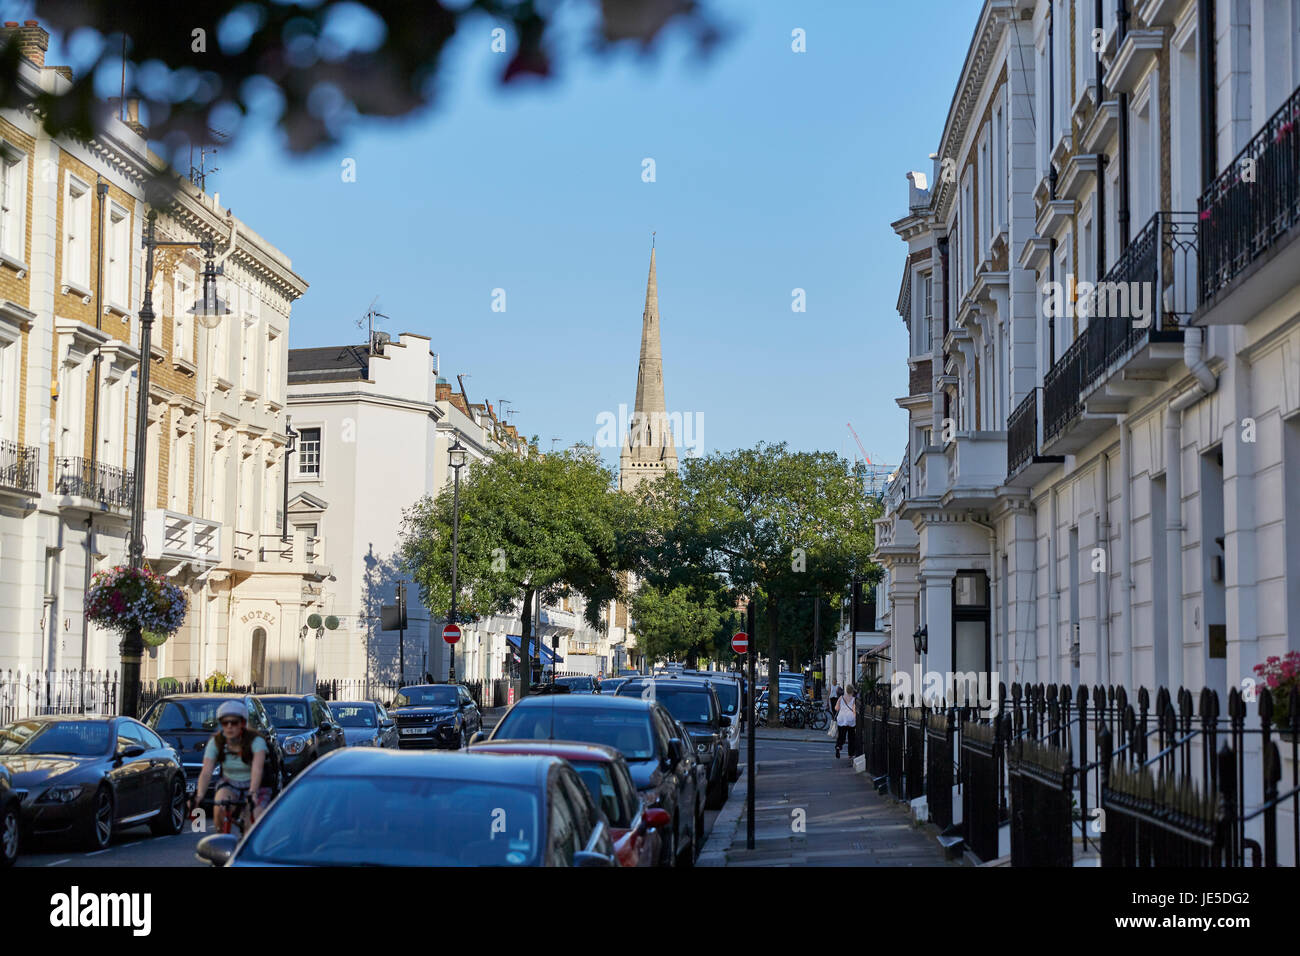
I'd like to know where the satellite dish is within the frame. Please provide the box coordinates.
[307,613,322,629]
[324,615,339,630]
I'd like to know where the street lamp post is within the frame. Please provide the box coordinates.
[281,417,297,542]
[120,212,229,718]
[447,439,468,683]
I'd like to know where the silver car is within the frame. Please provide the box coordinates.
[328,700,398,748]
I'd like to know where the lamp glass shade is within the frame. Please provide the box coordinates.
[448,441,468,469]
[189,286,231,330]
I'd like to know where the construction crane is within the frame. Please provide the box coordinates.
[846,422,897,498]
[846,422,872,465]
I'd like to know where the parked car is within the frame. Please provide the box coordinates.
[554,676,598,694]
[680,671,743,781]
[390,684,482,749]
[195,749,618,867]
[257,693,346,777]
[1,762,23,866]
[598,678,629,695]
[0,715,188,851]
[616,677,731,810]
[479,694,701,866]
[329,701,398,748]
[468,740,671,866]
[140,693,287,808]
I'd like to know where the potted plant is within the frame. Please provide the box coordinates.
[1253,652,1300,736]
[84,565,187,641]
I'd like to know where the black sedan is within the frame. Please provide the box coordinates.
[477,694,702,867]
[389,684,482,750]
[140,693,287,807]
[329,701,398,748]
[1,762,21,866]
[0,715,188,851]
[196,749,618,867]
[617,677,732,809]
[256,693,346,777]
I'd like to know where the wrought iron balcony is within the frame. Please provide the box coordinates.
[1007,389,1038,476]
[54,456,134,511]
[0,438,41,495]
[1081,210,1196,393]
[1199,82,1300,303]
[1042,334,1087,445]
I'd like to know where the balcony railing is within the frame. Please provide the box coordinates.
[1199,82,1300,302]
[1007,389,1039,476]
[1081,211,1197,392]
[54,456,134,511]
[1042,334,1087,445]
[232,530,254,561]
[0,438,41,494]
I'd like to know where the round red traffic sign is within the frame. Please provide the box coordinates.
[442,623,462,645]
[731,632,749,654]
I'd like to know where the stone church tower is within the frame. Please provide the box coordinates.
[619,244,678,492]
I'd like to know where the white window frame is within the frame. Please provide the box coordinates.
[978,126,991,263]
[994,89,1008,237]
[173,269,195,363]
[62,173,92,293]
[265,326,281,404]
[0,145,28,265]
[0,323,21,444]
[106,202,130,311]
[296,425,322,480]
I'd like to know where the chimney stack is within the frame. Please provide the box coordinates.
[435,380,452,402]
[1,20,49,69]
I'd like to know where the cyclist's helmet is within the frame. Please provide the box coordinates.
[217,700,248,722]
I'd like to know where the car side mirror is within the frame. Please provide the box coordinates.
[719,716,731,728]
[380,719,394,728]
[117,745,146,761]
[644,807,671,830]
[666,738,684,765]
[468,731,486,745]
[195,833,239,867]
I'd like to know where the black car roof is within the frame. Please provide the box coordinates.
[506,694,655,712]
[308,747,559,789]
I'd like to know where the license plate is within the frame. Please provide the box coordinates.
[400,727,428,735]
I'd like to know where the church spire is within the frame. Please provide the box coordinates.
[620,241,677,492]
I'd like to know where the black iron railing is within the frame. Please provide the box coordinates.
[1200,82,1300,303]
[1007,389,1039,476]
[0,438,40,494]
[1081,211,1197,394]
[1042,334,1087,444]
[54,456,134,510]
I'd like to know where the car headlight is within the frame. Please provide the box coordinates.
[37,784,84,804]
[696,742,709,754]
[284,734,310,755]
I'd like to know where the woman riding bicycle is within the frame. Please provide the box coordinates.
[189,701,270,831]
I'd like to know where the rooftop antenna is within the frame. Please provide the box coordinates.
[188,128,229,193]
[355,297,390,353]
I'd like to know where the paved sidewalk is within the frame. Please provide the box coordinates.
[701,736,960,867]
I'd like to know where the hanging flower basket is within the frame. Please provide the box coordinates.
[1253,652,1300,733]
[84,565,188,638]
[142,629,169,648]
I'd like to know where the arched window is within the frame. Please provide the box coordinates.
[251,627,267,686]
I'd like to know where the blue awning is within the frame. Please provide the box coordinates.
[506,634,563,664]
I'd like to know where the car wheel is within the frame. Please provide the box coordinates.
[150,776,186,836]
[82,786,114,851]
[0,801,19,867]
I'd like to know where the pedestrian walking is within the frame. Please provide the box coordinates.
[834,683,857,759]
[830,680,843,719]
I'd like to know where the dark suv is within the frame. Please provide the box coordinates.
[140,693,287,809]
[256,694,347,778]
[479,694,702,867]
[389,684,482,750]
[616,677,731,810]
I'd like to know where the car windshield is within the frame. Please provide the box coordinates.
[706,683,738,714]
[556,677,592,691]
[0,719,110,756]
[330,705,377,728]
[238,775,540,867]
[395,686,458,707]
[493,706,656,760]
[147,699,244,732]
[569,760,629,827]
[263,700,312,729]
[650,687,714,724]
[600,679,626,693]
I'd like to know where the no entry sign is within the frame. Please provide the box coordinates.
[731,632,749,654]
[442,623,462,645]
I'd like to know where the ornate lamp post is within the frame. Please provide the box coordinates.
[446,439,468,682]
[120,213,229,718]
[281,417,297,542]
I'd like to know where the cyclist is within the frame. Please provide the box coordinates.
[189,700,270,831]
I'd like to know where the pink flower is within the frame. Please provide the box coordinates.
[1266,674,1280,689]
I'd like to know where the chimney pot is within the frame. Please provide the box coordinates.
[4,22,18,27]
[24,19,38,26]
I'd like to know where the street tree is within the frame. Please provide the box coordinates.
[629,581,727,666]
[398,447,629,696]
[641,443,880,726]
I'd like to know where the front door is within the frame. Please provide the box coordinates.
[951,571,991,706]
[250,627,267,687]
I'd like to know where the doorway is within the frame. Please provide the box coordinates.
[251,627,267,687]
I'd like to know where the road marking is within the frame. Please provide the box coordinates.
[87,848,112,856]
[46,858,71,866]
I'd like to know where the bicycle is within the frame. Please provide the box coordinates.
[203,793,261,837]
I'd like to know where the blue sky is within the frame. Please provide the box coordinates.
[42,0,983,469]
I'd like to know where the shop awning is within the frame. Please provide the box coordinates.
[506,634,564,664]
